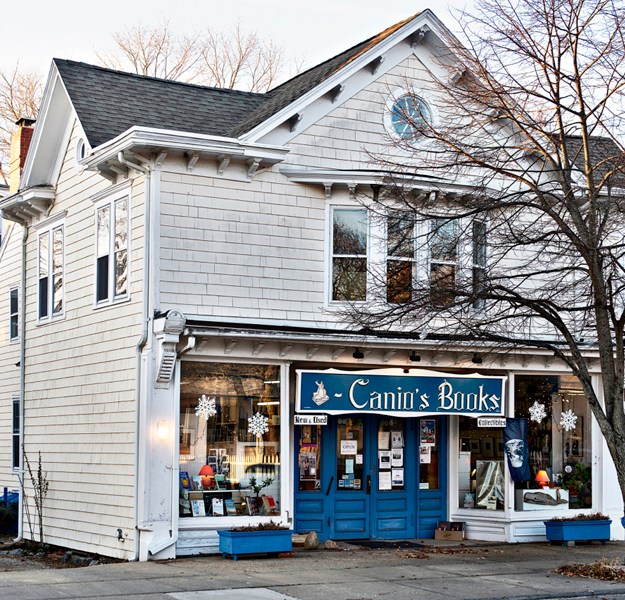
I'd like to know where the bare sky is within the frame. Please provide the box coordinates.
[4,0,472,79]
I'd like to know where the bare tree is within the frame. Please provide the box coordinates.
[199,22,285,92]
[345,0,625,513]
[0,65,41,185]
[98,20,288,92]
[97,20,204,82]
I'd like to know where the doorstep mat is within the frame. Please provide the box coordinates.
[348,540,426,549]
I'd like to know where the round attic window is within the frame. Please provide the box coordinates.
[390,94,431,139]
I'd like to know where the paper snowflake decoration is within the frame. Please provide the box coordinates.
[195,395,217,420]
[248,412,269,438]
[529,401,547,423]
[560,409,578,431]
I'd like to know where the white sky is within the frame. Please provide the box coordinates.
[3,0,473,79]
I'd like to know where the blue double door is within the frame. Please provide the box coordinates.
[295,414,446,541]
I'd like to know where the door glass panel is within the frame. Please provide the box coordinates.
[336,418,364,490]
[420,418,440,490]
[298,425,322,492]
[377,418,405,491]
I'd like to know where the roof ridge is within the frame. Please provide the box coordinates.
[52,58,265,98]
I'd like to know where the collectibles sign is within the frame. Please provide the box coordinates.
[296,369,506,417]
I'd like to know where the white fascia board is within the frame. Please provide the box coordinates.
[20,62,67,188]
[81,126,290,170]
[240,10,452,144]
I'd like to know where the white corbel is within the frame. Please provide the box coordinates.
[217,154,231,175]
[186,152,200,171]
[247,158,261,179]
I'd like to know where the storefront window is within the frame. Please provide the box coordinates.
[337,418,364,490]
[514,374,592,510]
[179,362,281,518]
[298,425,322,492]
[419,418,439,490]
[458,417,504,510]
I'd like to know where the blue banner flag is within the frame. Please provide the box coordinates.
[503,418,530,481]
[296,369,506,417]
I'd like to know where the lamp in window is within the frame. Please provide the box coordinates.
[535,470,550,488]
[199,465,214,489]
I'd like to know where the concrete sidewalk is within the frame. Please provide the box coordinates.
[1,540,625,600]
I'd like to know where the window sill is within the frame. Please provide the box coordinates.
[35,315,65,327]
[93,295,132,311]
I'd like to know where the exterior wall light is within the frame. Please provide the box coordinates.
[409,352,421,362]
[352,348,365,359]
[156,420,169,441]
[471,353,483,364]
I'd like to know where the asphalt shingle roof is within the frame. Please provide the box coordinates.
[565,135,625,188]
[53,13,421,147]
[54,60,266,148]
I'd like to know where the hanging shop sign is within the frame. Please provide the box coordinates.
[294,414,328,425]
[296,368,506,417]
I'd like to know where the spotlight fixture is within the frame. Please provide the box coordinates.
[471,353,483,364]
[352,348,365,360]
[409,351,421,362]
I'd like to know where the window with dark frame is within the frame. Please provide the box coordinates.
[12,397,20,470]
[9,288,18,341]
[96,196,128,304]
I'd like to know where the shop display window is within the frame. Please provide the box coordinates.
[179,362,281,518]
[514,374,592,510]
[458,417,504,510]
[419,418,439,490]
[336,418,364,490]
[298,425,322,492]
[377,418,405,491]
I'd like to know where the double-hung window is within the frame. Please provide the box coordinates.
[429,218,459,307]
[472,221,487,309]
[12,396,20,470]
[387,212,416,303]
[38,224,64,320]
[95,193,129,305]
[9,288,19,341]
[331,208,368,302]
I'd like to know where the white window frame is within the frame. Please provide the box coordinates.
[93,187,131,308]
[9,286,19,342]
[12,395,20,471]
[328,205,369,305]
[37,221,65,322]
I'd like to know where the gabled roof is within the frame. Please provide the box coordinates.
[52,12,423,149]
[229,13,420,138]
[54,60,266,148]
[564,135,625,188]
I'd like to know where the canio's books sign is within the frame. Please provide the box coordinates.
[296,368,506,417]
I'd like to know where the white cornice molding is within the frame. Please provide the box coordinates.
[0,186,56,226]
[81,127,290,173]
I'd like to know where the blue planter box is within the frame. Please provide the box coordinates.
[544,520,612,546]
[217,529,293,560]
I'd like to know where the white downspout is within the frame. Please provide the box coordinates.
[119,151,150,561]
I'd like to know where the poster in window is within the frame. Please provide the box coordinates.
[391,448,403,467]
[420,445,431,464]
[420,420,436,445]
[391,431,403,448]
[340,440,358,455]
[378,450,391,469]
[378,431,391,450]
[391,468,404,486]
[379,471,392,490]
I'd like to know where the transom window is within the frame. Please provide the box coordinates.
[96,194,129,304]
[331,208,368,302]
[38,224,64,320]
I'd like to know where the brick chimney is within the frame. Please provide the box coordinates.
[9,117,36,193]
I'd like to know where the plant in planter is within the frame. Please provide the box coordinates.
[218,520,292,560]
[559,463,591,508]
[247,476,273,513]
[544,512,612,546]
